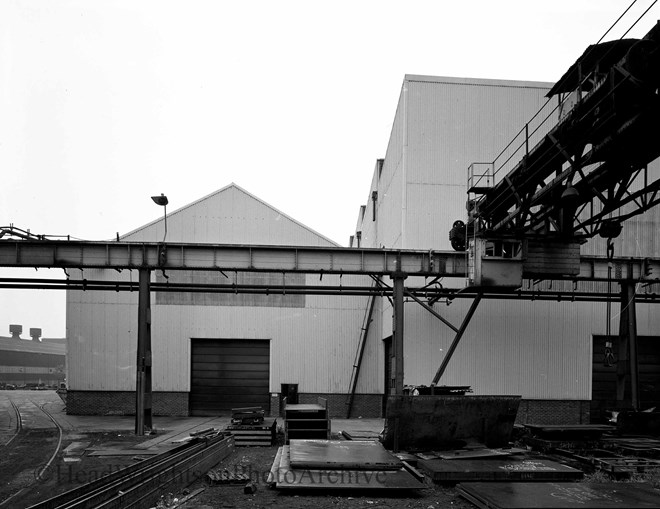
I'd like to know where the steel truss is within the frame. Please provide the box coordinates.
[467,22,660,242]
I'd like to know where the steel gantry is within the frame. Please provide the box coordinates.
[1,238,659,433]
[463,21,660,243]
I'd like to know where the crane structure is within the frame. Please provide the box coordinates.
[452,21,660,287]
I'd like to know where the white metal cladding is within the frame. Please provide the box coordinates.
[66,268,138,391]
[402,297,660,399]
[376,85,406,249]
[405,76,552,188]
[404,76,552,251]
[406,183,467,251]
[66,271,374,394]
[404,299,593,399]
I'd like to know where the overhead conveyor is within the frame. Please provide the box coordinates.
[463,21,660,244]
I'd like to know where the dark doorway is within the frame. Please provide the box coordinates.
[190,338,270,416]
[280,383,298,415]
[592,335,660,422]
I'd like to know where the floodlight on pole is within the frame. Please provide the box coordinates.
[151,194,168,242]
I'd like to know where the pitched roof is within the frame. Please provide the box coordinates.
[121,183,340,246]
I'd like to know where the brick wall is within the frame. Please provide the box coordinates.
[66,391,189,416]
[67,391,589,424]
[515,400,590,424]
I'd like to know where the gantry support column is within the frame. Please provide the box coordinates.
[135,268,153,435]
[391,269,407,395]
[617,281,639,410]
[391,265,407,453]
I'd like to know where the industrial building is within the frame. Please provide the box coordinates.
[0,325,66,388]
[353,75,660,423]
[65,184,375,416]
[64,75,660,422]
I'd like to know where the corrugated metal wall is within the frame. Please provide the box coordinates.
[405,298,660,399]
[66,184,374,395]
[404,75,552,251]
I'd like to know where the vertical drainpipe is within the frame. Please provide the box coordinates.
[401,81,408,249]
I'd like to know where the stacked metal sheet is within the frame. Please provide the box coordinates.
[419,454,583,483]
[231,406,265,425]
[225,418,276,447]
[457,482,660,508]
[523,424,615,452]
[268,439,423,491]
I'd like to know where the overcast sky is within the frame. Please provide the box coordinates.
[1,0,658,338]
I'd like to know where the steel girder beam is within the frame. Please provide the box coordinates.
[0,240,461,277]
[1,240,659,283]
[431,294,483,386]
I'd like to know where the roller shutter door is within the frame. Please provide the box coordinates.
[592,335,660,421]
[190,338,270,416]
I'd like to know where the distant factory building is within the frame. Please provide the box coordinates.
[0,325,66,388]
[65,75,660,422]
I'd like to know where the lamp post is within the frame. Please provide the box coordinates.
[151,193,168,242]
[136,194,168,435]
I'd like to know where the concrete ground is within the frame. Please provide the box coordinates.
[1,390,384,451]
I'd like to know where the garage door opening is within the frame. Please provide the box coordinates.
[190,338,270,416]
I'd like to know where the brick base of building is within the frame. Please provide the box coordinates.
[66,391,189,416]
[66,391,590,424]
[515,400,590,425]
[270,394,590,423]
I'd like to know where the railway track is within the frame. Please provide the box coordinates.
[1,393,235,508]
[0,395,64,507]
[1,398,21,446]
